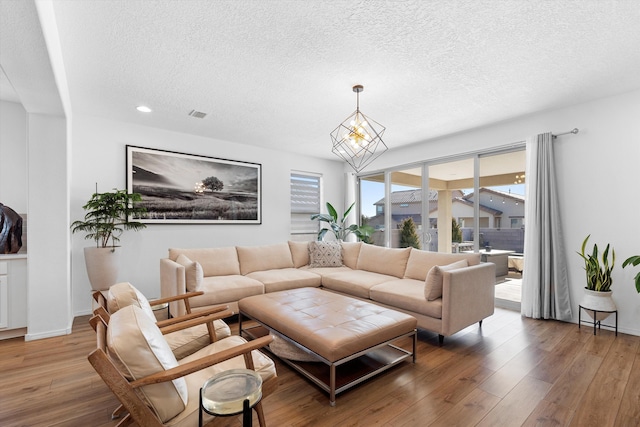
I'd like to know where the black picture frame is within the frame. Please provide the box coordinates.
[126,145,261,224]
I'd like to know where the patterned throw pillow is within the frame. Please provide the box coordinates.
[309,241,343,267]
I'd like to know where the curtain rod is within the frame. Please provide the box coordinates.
[553,128,579,138]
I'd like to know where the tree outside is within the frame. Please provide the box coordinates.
[399,217,421,249]
[452,218,462,243]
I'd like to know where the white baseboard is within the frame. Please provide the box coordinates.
[74,308,94,317]
[25,325,72,341]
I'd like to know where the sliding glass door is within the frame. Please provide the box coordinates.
[389,168,423,248]
[427,158,475,253]
[357,147,525,256]
[359,173,386,246]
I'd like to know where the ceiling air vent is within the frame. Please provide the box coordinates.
[188,110,207,119]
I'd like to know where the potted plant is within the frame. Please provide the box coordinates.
[71,188,146,291]
[577,235,616,320]
[311,202,373,242]
[622,255,640,294]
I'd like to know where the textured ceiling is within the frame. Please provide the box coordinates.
[2,1,640,161]
[0,0,63,114]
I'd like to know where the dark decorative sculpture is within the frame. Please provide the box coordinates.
[0,203,23,254]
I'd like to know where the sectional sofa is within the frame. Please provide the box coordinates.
[160,241,496,343]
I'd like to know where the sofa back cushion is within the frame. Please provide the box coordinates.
[168,247,240,277]
[107,282,155,320]
[404,249,481,281]
[237,243,294,275]
[288,241,310,267]
[356,244,411,278]
[341,242,362,269]
[107,305,188,422]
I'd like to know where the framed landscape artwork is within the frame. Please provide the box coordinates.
[126,145,261,224]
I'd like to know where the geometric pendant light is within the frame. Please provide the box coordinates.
[330,85,387,172]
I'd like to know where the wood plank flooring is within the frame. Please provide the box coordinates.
[0,308,638,427]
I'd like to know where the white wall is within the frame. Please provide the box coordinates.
[372,89,640,336]
[0,101,27,212]
[26,112,71,340]
[71,115,345,315]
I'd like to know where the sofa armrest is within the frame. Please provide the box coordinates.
[440,262,496,336]
[160,258,187,317]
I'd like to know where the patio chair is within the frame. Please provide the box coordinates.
[89,305,277,427]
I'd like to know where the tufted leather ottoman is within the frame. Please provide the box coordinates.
[239,287,417,405]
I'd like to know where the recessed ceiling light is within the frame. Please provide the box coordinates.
[136,105,152,113]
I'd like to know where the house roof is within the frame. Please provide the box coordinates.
[450,197,503,216]
[463,187,525,203]
[374,189,464,205]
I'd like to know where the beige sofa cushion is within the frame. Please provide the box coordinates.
[321,270,397,299]
[305,265,353,276]
[189,275,264,309]
[425,259,469,301]
[175,254,203,292]
[356,244,411,278]
[168,247,240,277]
[309,241,342,267]
[341,242,362,269]
[237,243,294,275]
[288,241,310,267]
[404,249,481,281]
[107,305,188,422]
[370,279,443,319]
[107,282,155,319]
[247,268,321,293]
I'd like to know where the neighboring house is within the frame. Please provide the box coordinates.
[368,187,524,230]
[462,188,525,229]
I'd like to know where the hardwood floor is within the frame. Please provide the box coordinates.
[1,308,638,426]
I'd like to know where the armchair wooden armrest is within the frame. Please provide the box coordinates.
[148,291,204,307]
[158,309,235,336]
[155,304,230,328]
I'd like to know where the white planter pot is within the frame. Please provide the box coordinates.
[580,289,616,321]
[83,247,120,291]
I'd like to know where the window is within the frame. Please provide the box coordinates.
[290,172,321,241]
[510,217,524,228]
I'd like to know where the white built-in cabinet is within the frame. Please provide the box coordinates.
[0,256,27,339]
[0,262,7,328]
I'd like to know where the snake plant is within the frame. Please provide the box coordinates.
[577,235,615,292]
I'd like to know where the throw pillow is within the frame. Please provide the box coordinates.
[424,259,469,301]
[309,241,343,267]
[175,254,203,292]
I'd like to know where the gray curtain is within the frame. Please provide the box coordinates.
[521,132,572,320]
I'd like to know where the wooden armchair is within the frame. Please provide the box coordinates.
[89,305,277,427]
[94,282,233,359]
